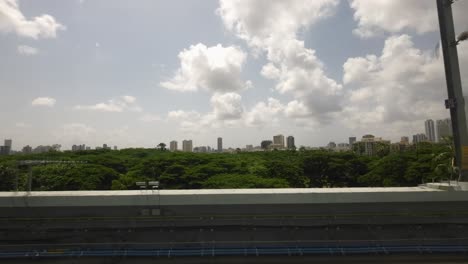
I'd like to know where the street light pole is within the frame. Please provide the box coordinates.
[436,0,468,181]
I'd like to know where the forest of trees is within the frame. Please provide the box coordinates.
[0,141,457,191]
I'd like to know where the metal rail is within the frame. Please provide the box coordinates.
[1,245,467,258]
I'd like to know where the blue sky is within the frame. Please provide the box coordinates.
[1,0,467,150]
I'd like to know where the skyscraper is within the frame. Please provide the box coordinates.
[4,139,12,148]
[349,137,356,146]
[424,119,435,142]
[436,118,453,142]
[412,133,427,144]
[400,136,409,144]
[182,140,193,152]
[217,137,222,152]
[2,139,12,155]
[273,134,285,148]
[170,141,178,151]
[261,140,273,149]
[286,136,295,149]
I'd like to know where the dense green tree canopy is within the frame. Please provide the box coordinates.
[0,142,454,191]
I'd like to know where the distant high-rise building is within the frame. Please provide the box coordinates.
[1,139,12,155]
[170,141,178,151]
[286,136,295,149]
[33,145,52,153]
[436,118,452,142]
[327,142,336,149]
[4,139,12,148]
[336,143,350,151]
[194,146,208,153]
[217,137,223,152]
[354,134,390,156]
[412,133,427,144]
[273,134,285,148]
[349,137,356,146]
[72,144,85,151]
[113,146,118,150]
[261,140,273,149]
[400,136,409,144]
[425,119,436,142]
[246,145,254,151]
[182,140,193,152]
[103,144,109,149]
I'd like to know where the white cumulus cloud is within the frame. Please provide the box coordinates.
[0,0,65,39]
[31,97,56,107]
[245,98,284,127]
[17,45,38,55]
[161,43,250,93]
[218,0,338,49]
[349,0,468,38]
[74,95,142,113]
[210,92,243,120]
[218,0,343,123]
[341,34,456,130]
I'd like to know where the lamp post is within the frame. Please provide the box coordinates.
[436,0,468,181]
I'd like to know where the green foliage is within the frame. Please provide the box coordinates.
[0,142,455,191]
[31,164,119,191]
[0,162,17,191]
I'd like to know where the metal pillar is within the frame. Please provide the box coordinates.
[436,0,468,181]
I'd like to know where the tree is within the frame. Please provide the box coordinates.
[0,163,16,191]
[157,143,167,151]
[265,160,308,187]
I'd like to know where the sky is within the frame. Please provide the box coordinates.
[1,0,468,150]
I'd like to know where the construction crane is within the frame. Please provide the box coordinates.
[16,160,87,192]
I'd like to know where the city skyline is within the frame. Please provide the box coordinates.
[1,1,468,149]
[2,114,453,153]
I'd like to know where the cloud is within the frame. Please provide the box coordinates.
[218,0,343,123]
[17,45,38,55]
[139,113,161,122]
[168,96,290,132]
[210,92,243,120]
[0,0,65,39]
[167,110,201,120]
[31,97,56,107]
[349,0,468,38]
[245,98,284,127]
[167,110,217,134]
[218,0,339,49]
[341,34,454,129]
[161,43,250,93]
[166,93,245,132]
[121,95,136,104]
[74,95,142,113]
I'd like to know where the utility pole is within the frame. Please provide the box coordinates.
[436,0,468,181]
